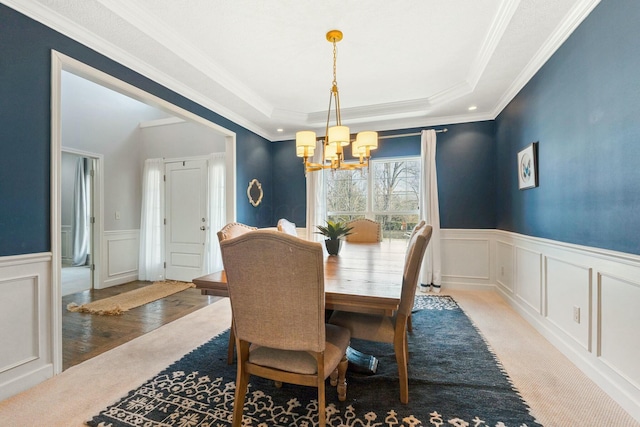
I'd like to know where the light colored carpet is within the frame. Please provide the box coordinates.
[447,290,639,427]
[0,290,637,426]
[66,280,195,315]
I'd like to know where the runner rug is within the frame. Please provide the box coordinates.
[86,295,542,426]
[67,280,195,315]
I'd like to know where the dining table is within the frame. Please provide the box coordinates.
[192,238,409,373]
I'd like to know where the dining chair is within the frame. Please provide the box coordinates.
[220,230,350,427]
[217,222,257,364]
[404,220,425,333]
[217,222,257,241]
[345,218,382,242]
[329,222,432,404]
[277,217,298,236]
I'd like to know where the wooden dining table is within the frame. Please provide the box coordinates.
[192,238,409,373]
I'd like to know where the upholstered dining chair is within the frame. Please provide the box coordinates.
[277,217,298,236]
[217,222,257,364]
[404,220,425,333]
[345,218,382,243]
[329,222,432,404]
[217,221,257,241]
[220,230,350,427]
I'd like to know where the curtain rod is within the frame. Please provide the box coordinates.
[379,128,448,140]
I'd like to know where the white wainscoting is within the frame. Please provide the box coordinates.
[0,253,53,401]
[436,229,639,420]
[60,225,72,265]
[440,229,494,289]
[99,230,139,289]
[484,230,639,421]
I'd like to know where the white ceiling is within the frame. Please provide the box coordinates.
[6,0,600,141]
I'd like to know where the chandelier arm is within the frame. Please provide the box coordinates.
[324,89,334,165]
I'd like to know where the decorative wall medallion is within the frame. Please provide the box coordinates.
[247,178,263,207]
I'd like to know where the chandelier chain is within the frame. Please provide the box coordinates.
[332,38,338,88]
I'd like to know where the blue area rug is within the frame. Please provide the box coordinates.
[87,295,542,426]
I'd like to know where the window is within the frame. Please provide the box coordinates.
[326,157,420,239]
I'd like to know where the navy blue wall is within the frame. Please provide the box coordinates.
[0,4,273,256]
[272,121,497,229]
[495,0,640,255]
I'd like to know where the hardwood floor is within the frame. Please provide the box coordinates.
[62,281,221,371]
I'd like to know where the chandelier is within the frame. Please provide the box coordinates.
[296,30,378,173]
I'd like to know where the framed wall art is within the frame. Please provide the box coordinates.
[517,142,538,190]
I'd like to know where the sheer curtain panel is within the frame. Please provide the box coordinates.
[203,153,225,274]
[138,158,165,281]
[71,157,90,266]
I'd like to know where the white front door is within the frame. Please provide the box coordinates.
[165,159,208,282]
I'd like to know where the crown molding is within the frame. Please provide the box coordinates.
[3,0,273,140]
[95,0,274,118]
[138,117,186,129]
[271,110,496,142]
[490,0,602,118]
[306,98,432,126]
[466,0,521,89]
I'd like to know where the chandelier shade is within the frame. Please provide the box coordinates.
[328,126,350,146]
[295,30,378,173]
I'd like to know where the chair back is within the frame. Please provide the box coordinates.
[217,222,257,242]
[277,218,298,236]
[397,223,433,317]
[220,230,326,352]
[345,218,382,243]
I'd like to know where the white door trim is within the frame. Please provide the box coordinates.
[50,50,237,374]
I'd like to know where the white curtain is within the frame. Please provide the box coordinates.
[203,153,226,274]
[138,158,165,281]
[419,129,442,292]
[71,158,90,266]
[306,142,326,241]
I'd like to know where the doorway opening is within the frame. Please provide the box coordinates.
[51,51,237,374]
[60,150,100,296]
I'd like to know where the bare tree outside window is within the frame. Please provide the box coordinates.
[325,158,420,239]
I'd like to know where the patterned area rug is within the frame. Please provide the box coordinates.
[87,295,542,426]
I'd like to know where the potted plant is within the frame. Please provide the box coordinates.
[315,220,353,255]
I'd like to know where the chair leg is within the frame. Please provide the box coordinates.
[330,367,338,386]
[394,333,409,404]
[232,365,249,427]
[227,320,235,364]
[337,354,348,402]
[317,377,326,427]
[407,314,413,332]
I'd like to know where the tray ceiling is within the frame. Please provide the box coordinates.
[5,0,600,140]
